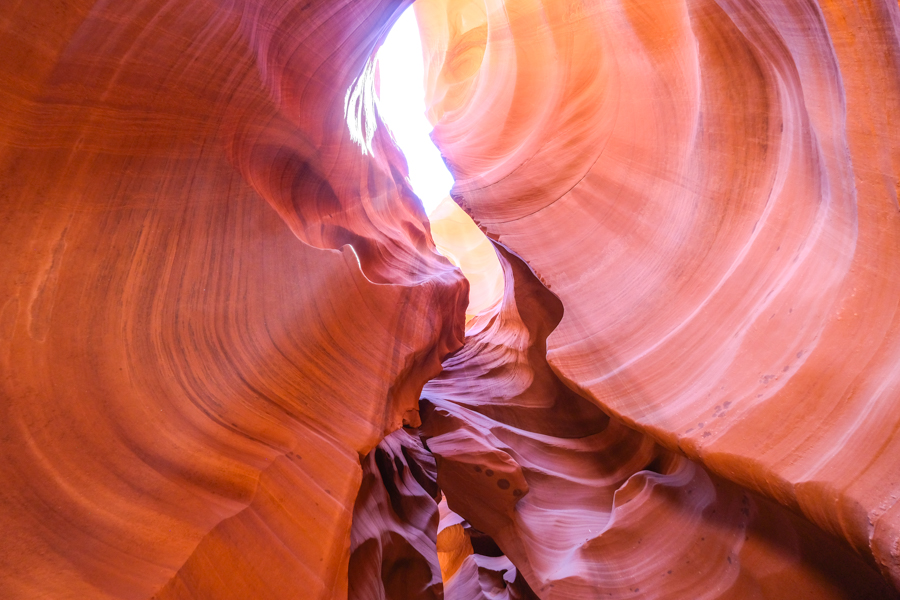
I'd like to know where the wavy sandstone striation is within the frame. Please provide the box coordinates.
[419,0,900,589]
[2,0,900,597]
[421,247,896,598]
[349,428,443,600]
[436,498,540,600]
[0,0,463,598]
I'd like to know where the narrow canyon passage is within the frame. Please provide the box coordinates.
[345,4,900,598]
[1,0,900,599]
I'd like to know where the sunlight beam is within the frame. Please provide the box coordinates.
[376,7,454,215]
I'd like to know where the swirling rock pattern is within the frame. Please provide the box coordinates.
[437,497,540,599]
[422,247,896,598]
[0,0,464,598]
[349,428,443,600]
[3,0,900,597]
[420,0,900,589]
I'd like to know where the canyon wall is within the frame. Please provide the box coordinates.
[0,0,464,598]
[1,0,900,598]
[420,247,896,598]
[420,0,900,592]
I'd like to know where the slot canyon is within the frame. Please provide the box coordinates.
[2,0,900,598]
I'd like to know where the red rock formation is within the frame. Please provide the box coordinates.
[349,428,443,600]
[420,0,900,590]
[0,0,463,598]
[437,494,540,599]
[429,196,505,320]
[421,247,897,598]
[3,0,900,597]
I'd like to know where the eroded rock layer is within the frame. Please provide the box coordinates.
[419,0,900,588]
[349,428,443,600]
[0,0,465,598]
[421,247,896,598]
[3,0,900,597]
[437,499,540,600]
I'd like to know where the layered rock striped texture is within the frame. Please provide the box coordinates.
[1,0,900,598]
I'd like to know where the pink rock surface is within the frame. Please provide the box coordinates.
[349,428,443,600]
[421,247,895,598]
[421,0,900,588]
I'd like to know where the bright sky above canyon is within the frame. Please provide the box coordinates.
[376,6,453,215]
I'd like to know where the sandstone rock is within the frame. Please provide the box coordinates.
[3,0,900,596]
[0,1,463,598]
[421,0,900,589]
[421,247,896,598]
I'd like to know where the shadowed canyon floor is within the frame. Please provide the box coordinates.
[1,0,900,598]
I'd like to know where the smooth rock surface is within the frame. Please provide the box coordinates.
[420,0,900,588]
[421,247,896,598]
[0,0,464,598]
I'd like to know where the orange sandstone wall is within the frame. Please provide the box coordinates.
[0,0,465,598]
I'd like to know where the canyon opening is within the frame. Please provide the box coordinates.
[365,4,505,323]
